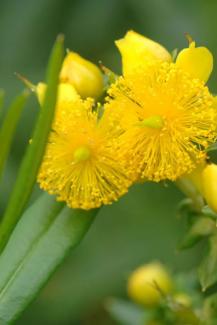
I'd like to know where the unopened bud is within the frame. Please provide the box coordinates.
[127,262,173,307]
[60,51,104,99]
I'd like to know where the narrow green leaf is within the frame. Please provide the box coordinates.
[199,235,217,291]
[179,217,215,250]
[0,35,64,253]
[0,89,5,120]
[0,193,97,324]
[0,90,29,180]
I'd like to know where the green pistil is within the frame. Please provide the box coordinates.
[73,146,90,163]
[138,115,164,129]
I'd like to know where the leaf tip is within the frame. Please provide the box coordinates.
[56,34,65,43]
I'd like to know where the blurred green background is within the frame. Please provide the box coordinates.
[0,0,216,324]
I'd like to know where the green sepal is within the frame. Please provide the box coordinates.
[202,206,217,221]
[178,217,215,250]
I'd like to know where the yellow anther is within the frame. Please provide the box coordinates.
[73,146,91,163]
[139,115,164,129]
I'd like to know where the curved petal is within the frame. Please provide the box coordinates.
[176,41,213,83]
[115,30,172,75]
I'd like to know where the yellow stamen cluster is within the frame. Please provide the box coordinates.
[38,98,132,210]
[106,61,216,182]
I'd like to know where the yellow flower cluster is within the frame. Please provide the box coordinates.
[37,31,217,210]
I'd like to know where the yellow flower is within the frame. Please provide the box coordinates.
[38,95,132,210]
[105,32,216,182]
[59,51,104,99]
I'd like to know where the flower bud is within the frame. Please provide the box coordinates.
[202,163,217,213]
[127,262,173,307]
[60,51,104,99]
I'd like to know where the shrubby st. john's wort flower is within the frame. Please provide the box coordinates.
[37,53,132,209]
[106,31,216,182]
[37,32,217,209]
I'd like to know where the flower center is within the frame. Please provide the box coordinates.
[73,146,91,163]
[138,115,164,129]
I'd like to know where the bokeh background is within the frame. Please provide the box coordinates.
[0,0,216,324]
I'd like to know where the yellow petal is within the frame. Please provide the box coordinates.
[115,30,172,75]
[36,82,80,106]
[202,163,217,213]
[59,51,104,99]
[176,41,213,83]
[186,162,206,195]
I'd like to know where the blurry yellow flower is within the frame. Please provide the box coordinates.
[38,96,132,210]
[60,51,104,99]
[127,262,173,307]
[105,33,217,182]
[116,30,171,75]
[202,163,217,213]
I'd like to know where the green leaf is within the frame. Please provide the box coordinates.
[105,298,147,325]
[0,193,97,324]
[0,89,5,120]
[179,217,215,250]
[0,90,29,180]
[199,235,217,291]
[0,35,64,253]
